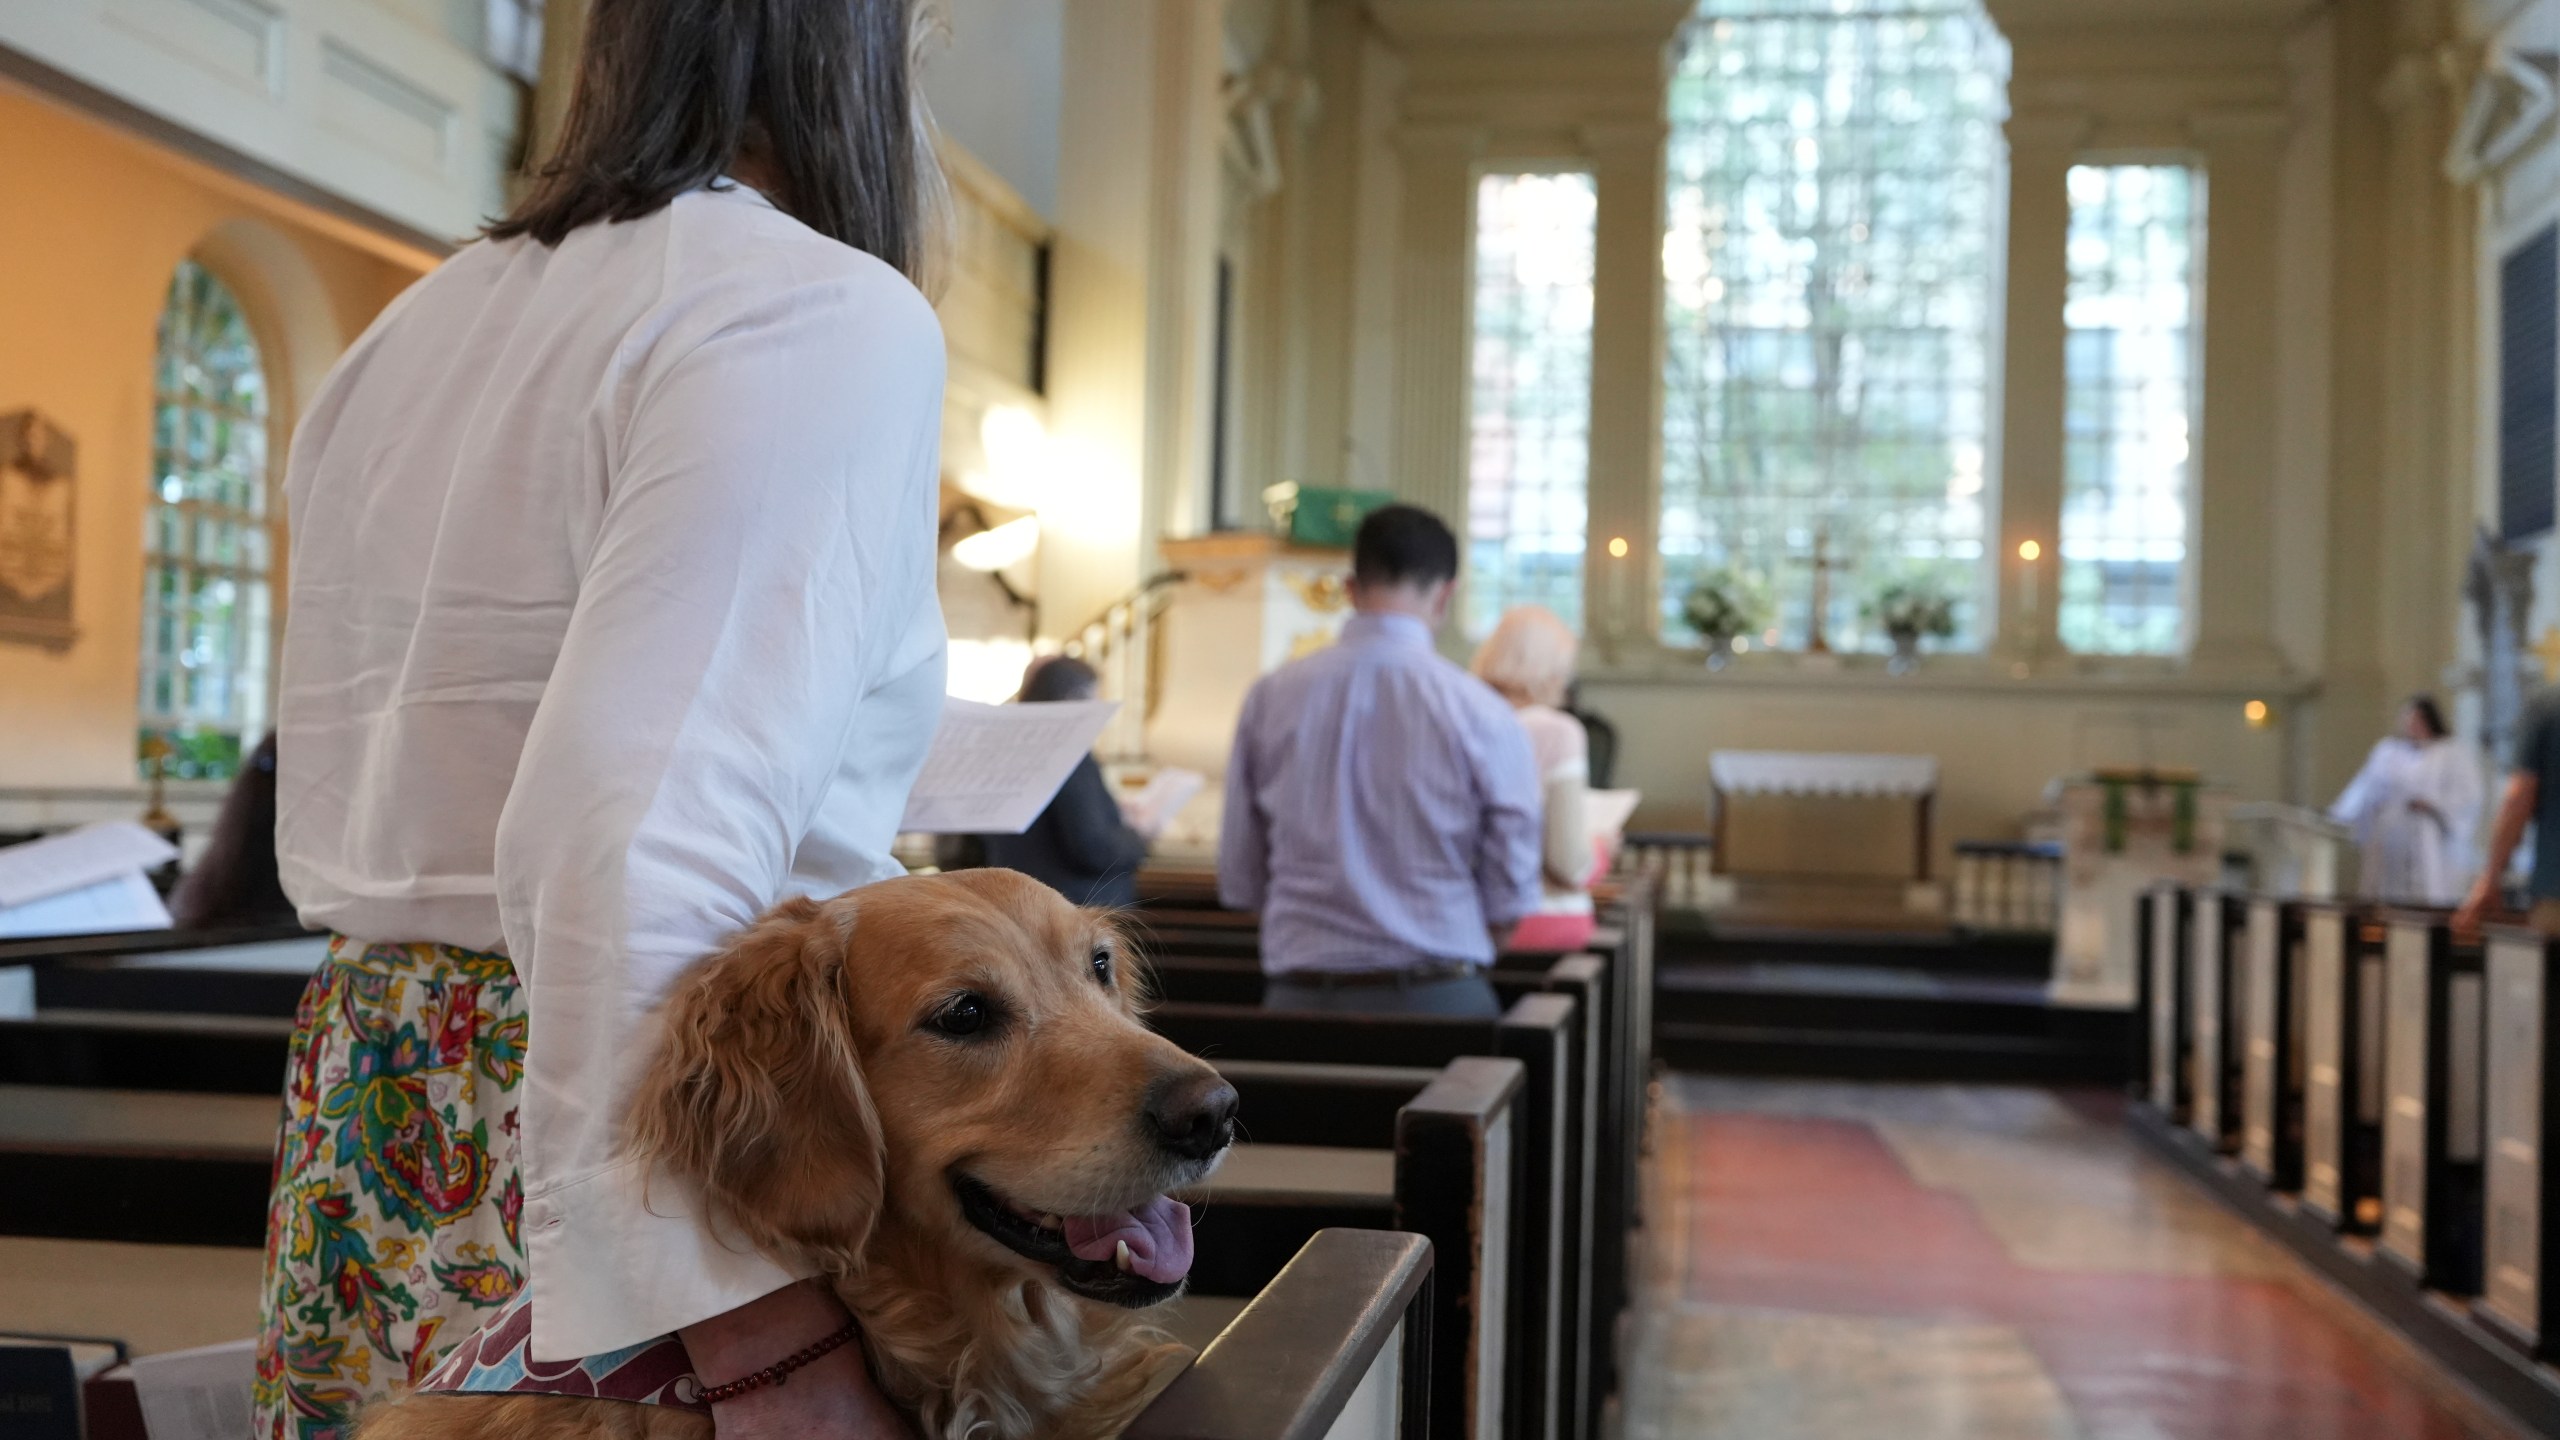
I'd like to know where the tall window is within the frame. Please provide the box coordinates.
[2060,164,2201,655]
[1467,170,1597,637]
[1659,0,2007,650]
[140,259,274,781]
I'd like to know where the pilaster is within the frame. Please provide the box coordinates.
[1387,122,1484,530]
[2188,106,2294,672]
[1994,109,2090,661]
[1582,119,1670,659]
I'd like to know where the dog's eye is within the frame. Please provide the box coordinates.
[931,993,991,1038]
[1091,948,1114,987]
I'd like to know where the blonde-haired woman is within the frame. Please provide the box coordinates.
[1472,606,1603,950]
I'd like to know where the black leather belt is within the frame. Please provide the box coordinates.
[1275,961,1485,990]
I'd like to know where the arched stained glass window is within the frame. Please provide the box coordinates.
[1659,0,2009,652]
[139,259,274,781]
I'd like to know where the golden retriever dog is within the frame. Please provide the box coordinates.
[362,868,1237,1440]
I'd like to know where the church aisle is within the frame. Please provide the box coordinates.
[1622,1078,2526,1440]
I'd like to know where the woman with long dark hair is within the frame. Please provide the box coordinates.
[257,0,945,1432]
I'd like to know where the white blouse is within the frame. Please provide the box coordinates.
[275,184,949,1360]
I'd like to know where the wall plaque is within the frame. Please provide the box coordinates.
[0,410,76,650]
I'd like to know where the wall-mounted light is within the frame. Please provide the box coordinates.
[961,405,1049,510]
[1607,536,1631,559]
[952,515,1041,573]
[2244,699,2272,729]
[2017,539,2042,563]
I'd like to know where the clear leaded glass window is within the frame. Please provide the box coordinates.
[1467,170,1598,638]
[1659,0,2006,651]
[2060,163,2201,655]
[140,259,273,781]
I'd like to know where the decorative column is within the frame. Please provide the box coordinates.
[1047,0,1227,640]
[1388,122,1484,530]
[1993,109,2088,661]
[2189,106,2293,673]
[2372,38,2461,705]
[1582,120,1672,661]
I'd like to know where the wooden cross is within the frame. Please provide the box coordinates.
[2534,626,2560,684]
[1794,521,1850,654]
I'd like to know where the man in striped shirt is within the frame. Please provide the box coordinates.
[1218,505,1544,1016]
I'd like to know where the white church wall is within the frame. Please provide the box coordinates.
[0,0,519,246]
[921,0,1064,219]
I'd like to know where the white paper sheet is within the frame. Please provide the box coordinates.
[899,698,1120,835]
[129,1338,255,1440]
[0,822,178,908]
[1115,767,1206,839]
[1585,789,1641,840]
[0,871,172,939]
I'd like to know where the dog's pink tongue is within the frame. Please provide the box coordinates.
[1062,1197,1193,1284]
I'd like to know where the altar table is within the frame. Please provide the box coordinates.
[1706,751,1939,881]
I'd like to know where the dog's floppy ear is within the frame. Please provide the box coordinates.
[626,895,883,1272]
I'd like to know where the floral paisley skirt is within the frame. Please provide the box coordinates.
[254,936,529,1440]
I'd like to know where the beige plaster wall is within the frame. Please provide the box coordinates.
[0,81,430,791]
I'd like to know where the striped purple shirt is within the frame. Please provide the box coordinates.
[1219,612,1543,974]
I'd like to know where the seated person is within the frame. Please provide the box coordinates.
[977,657,1152,908]
[169,732,297,930]
[1218,504,1541,1017]
[1472,606,1603,951]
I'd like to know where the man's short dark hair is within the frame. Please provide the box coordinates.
[1353,504,1460,589]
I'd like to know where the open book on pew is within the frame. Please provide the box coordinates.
[0,822,177,940]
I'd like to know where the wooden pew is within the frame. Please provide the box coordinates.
[1199,1057,1521,1440]
[2186,889,2245,1152]
[2377,911,2486,1294]
[1131,1228,1433,1440]
[1148,997,1577,1440]
[2302,903,2388,1233]
[2479,927,2560,1354]
[2139,885,2192,1121]
[1141,947,1617,1440]
[2238,897,2306,1190]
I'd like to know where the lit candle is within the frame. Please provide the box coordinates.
[2017,538,2042,646]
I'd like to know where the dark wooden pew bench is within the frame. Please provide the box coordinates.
[2479,927,2560,1355]
[1142,948,1618,1440]
[2301,903,2389,1233]
[2138,884,2192,1123]
[2239,897,2306,1190]
[2377,911,2486,1295]
[1148,997,1577,1440]
[1132,1228,1435,1440]
[1187,1056,1522,1440]
[2186,890,2246,1153]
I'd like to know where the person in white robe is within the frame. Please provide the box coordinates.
[2331,696,2484,906]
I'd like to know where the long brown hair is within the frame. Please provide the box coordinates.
[490,0,944,286]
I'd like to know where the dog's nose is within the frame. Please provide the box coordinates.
[1148,1071,1238,1161]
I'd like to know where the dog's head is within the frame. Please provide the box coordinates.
[626,869,1234,1308]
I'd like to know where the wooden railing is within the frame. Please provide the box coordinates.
[1615,832,1715,912]
[1951,841,2063,935]
[1057,570,1185,760]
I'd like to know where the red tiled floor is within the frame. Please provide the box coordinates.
[1674,1092,2508,1440]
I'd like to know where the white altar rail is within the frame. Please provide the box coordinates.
[1952,842,2062,935]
